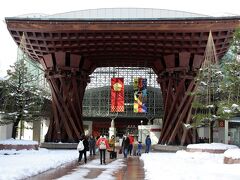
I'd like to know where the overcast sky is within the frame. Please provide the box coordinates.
[0,0,239,77]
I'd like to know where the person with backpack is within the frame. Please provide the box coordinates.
[96,134,110,165]
[77,134,89,164]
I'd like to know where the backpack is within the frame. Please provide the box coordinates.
[77,140,84,151]
[99,139,106,149]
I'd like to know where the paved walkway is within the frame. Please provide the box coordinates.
[114,156,145,180]
[29,153,145,180]
[28,160,79,180]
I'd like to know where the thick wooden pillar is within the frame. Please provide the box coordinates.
[39,52,94,142]
[155,52,204,145]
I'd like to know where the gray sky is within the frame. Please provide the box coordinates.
[0,0,239,77]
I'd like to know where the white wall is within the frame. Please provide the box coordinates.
[41,119,49,142]
[0,118,49,143]
[17,122,33,140]
[83,121,93,136]
[0,123,13,140]
[213,127,225,143]
[138,125,161,145]
[198,123,225,143]
[197,127,209,138]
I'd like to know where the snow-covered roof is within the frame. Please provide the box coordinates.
[15,8,209,20]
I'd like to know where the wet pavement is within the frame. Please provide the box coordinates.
[28,153,145,180]
[114,156,145,180]
[27,160,79,180]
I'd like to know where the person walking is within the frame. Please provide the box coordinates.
[136,141,143,156]
[88,135,96,156]
[109,135,116,159]
[121,135,130,158]
[145,135,151,153]
[128,134,134,156]
[77,134,89,164]
[96,134,110,165]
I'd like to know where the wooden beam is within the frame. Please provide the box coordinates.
[160,78,185,143]
[48,79,74,140]
[50,78,80,139]
[160,79,195,144]
[168,92,194,144]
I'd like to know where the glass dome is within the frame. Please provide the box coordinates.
[17,8,209,20]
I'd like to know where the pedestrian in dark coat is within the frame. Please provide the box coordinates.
[88,135,96,156]
[78,135,89,163]
[121,135,130,158]
[137,141,142,156]
[145,135,151,153]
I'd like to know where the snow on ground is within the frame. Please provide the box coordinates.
[1,141,240,180]
[0,138,38,145]
[224,149,240,159]
[0,148,78,180]
[0,146,125,180]
[57,159,126,180]
[187,143,239,150]
[141,151,240,180]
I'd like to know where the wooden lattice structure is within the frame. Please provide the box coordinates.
[5,10,240,143]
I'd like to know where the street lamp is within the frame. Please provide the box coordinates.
[140,120,143,142]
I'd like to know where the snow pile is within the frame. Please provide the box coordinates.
[141,152,240,180]
[231,104,239,109]
[0,148,78,180]
[200,81,207,86]
[0,138,38,145]
[206,104,214,108]
[224,149,240,159]
[187,143,238,150]
[0,149,33,155]
[224,109,232,113]
[176,150,221,160]
[58,159,126,180]
[231,104,240,111]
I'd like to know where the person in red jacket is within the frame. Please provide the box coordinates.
[96,134,110,164]
[128,134,134,156]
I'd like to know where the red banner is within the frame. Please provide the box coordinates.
[111,78,124,112]
[219,120,225,127]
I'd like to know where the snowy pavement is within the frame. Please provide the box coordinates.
[1,142,240,179]
[0,149,78,180]
[0,148,126,180]
[141,151,240,180]
[57,158,126,180]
